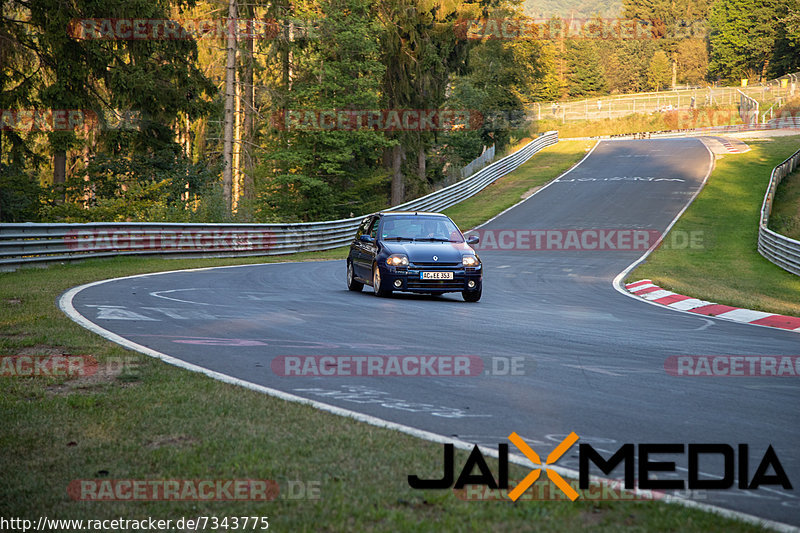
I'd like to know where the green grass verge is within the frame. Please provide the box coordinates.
[445,140,595,231]
[629,135,800,317]
[0,141,765,532]
[770,166,800,241]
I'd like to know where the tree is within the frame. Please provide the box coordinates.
[377,0,464,205]
[647,50,672,90]
[770,7,800,76]
[623,0,714,87]
[598,39,656,94]
[565,41,607,97]
[262,0,391,220]
[2,0,215,218]
[676,39,708,85]
[709,0,794,81]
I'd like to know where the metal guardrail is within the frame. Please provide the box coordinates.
[738,89,759,124]
[0,131,558,271]
[460,144,495,179]
[758,146,800,276]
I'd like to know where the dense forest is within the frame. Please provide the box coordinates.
[1,0,798,223]
[524,0,622,18]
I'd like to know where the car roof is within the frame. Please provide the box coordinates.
[377,211,447,217]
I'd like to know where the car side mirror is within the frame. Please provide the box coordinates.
[466,235,480,245]
[359,234,375,244]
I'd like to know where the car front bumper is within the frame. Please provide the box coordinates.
[380,265,482,294]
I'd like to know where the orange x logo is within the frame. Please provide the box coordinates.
[507,432,580,501]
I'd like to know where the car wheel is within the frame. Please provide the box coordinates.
[347,261,363,292]
[373,263,392,297]
[462,286,481,302]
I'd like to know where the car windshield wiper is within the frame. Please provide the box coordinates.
[415,237,457,242]
[383,236,415,241]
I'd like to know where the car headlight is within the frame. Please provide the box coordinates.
[386,254,409,267]
[462,255,480,267]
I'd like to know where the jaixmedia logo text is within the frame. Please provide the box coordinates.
[408,433,793,501]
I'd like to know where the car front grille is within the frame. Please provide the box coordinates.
[411,261,460,268]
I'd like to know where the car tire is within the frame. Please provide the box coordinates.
[347,261,363,292]
[462,286,481,302]
[373,263,392,297]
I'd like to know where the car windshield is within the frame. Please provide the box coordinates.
[381,216,464,243]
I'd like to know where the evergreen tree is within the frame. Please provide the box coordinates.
[565,41,607,97]
[263,0,391,220]
[709,0,794,81]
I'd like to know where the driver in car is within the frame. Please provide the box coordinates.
[382,219,396,238]
[420,220,441,239]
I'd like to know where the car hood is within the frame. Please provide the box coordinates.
[381,241,474,263]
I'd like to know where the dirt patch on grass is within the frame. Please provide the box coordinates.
[521,185,542,199]
[580,506,609,527]
[45,357,143,395]
[17,344,71,356]
[145,435,199,449]
[0,332,30,341]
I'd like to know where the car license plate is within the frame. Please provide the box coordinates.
[421,271,453,280]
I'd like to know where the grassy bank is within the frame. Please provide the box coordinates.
[770,167,800,240]
[0,140,762,532]
[629,135,800,317]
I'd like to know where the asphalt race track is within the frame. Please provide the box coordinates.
[63,138,800,527]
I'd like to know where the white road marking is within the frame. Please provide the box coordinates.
[293,385,491,419]
[629,283,657,291]
[640,289,675,300]
[562,364,624,377]
[668,298,714,311]
[556,176,686,183]
[714,308,773,323]
[91,306,158,321]
[149,288,214,305]
[141,307,218,320]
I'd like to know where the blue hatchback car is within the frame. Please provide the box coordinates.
[346,212,482,301]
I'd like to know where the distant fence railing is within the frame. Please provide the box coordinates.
[460,145,495,179]
[560,117,800,142]
[758,146,800,277]
[738,89,759,124]
[0,131,558,271]
[539,72,800,123]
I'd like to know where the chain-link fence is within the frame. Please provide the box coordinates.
[533,73,800,123]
